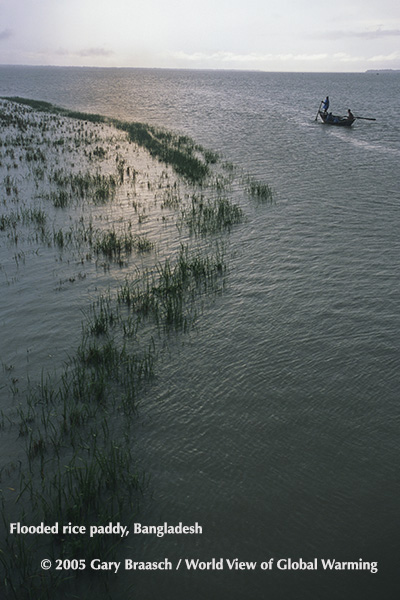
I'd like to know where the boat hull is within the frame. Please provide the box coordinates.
[318,111,355,127]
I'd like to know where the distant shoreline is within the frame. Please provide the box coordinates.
[366,69,400,73]
[1,63,399,74]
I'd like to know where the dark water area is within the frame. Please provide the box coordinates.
[1,66,400,598]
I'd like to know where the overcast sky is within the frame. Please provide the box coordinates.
[1,0,399,71]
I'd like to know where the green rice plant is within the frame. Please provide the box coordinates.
[51,189,70,208]
[121,314,139,338]
[161,184,182,210]
[203,149,219,164]
[0,532,38,599]
[32,167,45,181]
[246,177,273,202]
[0,437,143,597]
[0,213,18,231]
[94,229,133,259]
[21,208,46,227]
[49,169,117,204]
[27,431,46,461]
[3,175,14,196]
[77,338,120,371]
[53,228,64,248]
[93,175,117,204]
[0,208,46,236]
[135,235,154,253]
[3,97,55,112]
[25,148,46,163]
[93,228,153,259]
[181,194,244,235]
[116,156,126,183]
[85,295,117,336]
[116,244,226,331]
[92,145,106,159]
[71,218,95,247]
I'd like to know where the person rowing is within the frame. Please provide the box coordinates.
[322,96,330,113]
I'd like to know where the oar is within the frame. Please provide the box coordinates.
[315,101,323,121]
[355,116,376,121]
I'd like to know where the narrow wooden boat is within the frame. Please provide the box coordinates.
[318,110,355,127]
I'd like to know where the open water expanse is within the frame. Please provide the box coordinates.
[1,67,400,599]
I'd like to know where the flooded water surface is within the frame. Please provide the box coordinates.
[1,67,399,599]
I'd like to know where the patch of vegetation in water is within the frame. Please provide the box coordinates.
[245,176,274,202]
[181,194,244,235]
[0,97,274,599]
[2,97,216,184]
[94,228,154,260]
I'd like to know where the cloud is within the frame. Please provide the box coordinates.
[168,49,400,71]
[171,51,328,64]
[333,52,363,63]
[0,28,13,41]
[56,47,114,58]
[367,51,400,63]
[314,27,400,40]
[77,47,114,58]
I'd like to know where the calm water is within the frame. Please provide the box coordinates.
[1,67,400,598]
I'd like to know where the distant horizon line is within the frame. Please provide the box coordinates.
[1,63,397,74]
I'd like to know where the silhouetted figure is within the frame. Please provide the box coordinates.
[322,96,330,112]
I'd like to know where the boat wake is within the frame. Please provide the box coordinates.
[348,136,400,157]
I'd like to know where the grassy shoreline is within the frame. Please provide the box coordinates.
[0,98,273,598]
[1,97,218,184]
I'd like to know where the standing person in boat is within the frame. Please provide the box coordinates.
[322,96,330,112]
[347,109,354,121]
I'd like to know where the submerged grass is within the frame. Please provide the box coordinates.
[0,244,225,596]
[94,229,154,259]
[117,244,226,330]
[48,169,118,206]
[117,121,212,184]
[182,194,244,235]
[246,176,274,202]
[3,97,216,184]
[0,97,274,599]
[0,208,46,230]
[1,439,143,598]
